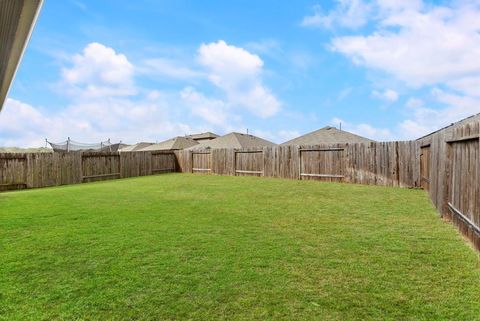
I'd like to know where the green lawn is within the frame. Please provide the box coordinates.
[1,174,480,320]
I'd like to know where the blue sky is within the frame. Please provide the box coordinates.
[2,0,480,146]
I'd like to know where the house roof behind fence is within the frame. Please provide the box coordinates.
[119,142,154,152]
[138,136,199,151]
[187,132,276,150]
[187,132,219,140]
[281,126,374,145]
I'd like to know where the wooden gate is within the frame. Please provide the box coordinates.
[0,154,27,191]
[420,145,431,190]
[447,138,479,227]
[299,148,345,181]
[234,150,264,176]
[192,152,211,174]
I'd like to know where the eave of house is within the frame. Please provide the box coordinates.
[0,0,43,111]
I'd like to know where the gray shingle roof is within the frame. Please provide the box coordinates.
[187,132,276,150]
[187,132,219,140]
[119,142,154,152]
[138,137,198,151]
[281,126,374,145]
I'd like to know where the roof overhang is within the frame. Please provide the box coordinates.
[0,0,43,111]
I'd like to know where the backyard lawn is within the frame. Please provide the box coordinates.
[2,174,480,320]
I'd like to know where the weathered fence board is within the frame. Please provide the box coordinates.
[0,153,27,191]
[151,152,176,173]
[418,120,480,249]
[82,152,120,183]
[191,151,211,173]
[299,146,345,182]
[235,150,264,176]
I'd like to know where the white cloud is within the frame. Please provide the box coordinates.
[3,40,288,147]
[0,96,196,147]
[2,41,288,147]
[180,87,231,127]
[301,1,371,29]
[330,2,480,88]
[1,43,206,147]
[60,42,136,98]
[372,89,399,102]
[198,40,263,81]
[398,89,480,139]
[319,1,480,139]
[447,76,480,97]
[332,117,394,141]
[0,99,53,147]
[197,40,281,118]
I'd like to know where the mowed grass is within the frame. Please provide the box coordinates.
[2,174,480,320]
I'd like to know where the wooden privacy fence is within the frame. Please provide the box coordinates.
[0,151,176,191]
[445,123,480,248]
[235,150,264,176]
[1,141,420,191]
[299,147,345,181]
[191,151,211,173]
[176,141,420,187]
[418,121,480,249]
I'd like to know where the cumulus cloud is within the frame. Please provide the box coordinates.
[2,41,284,147]
[197,40,281,118]
[60,42,136,98]
[330,2,480,88]
[1,43,201,147]
[301,0,371,29]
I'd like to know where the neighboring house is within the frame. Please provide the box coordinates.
[187,132,276,150]
[138,136,198,151]
[119,142,154,152]
[187,132,219,143]
[281,126,374,146]
[0,0,43,111]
